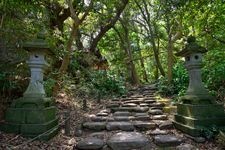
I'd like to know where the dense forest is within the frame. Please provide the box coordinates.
[0,0,225,149]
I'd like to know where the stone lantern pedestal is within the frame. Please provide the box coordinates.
[0,32,58,140]
[173,37,225,137]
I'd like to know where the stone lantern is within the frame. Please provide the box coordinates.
[1,32,58,140]
[173,36,225,137]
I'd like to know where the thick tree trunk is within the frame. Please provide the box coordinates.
[123,20,139,85]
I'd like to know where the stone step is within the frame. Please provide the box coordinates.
[139,103,150,107]
[75,137,105,150]
[113,116,134,121]
[114,111,131,116]
[90,116,112,122]
[123,100,144,104]
[147,129,168,135]
[83,122,106,131]
[107,132,151,150]
[149,102,165,108]
[96,112,109,117]
[133,121,156,130]
[111,107,149,113]
[133,116,151,121]
[122,103,138,107]
[144,100,156,104]
[152,115,167,120]
[106,122,134,131]
[149,109,163,115]
[159,120,174,130]
[154,135,182,147]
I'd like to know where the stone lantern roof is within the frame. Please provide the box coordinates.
[176,36,207,57]
[23,31,50,52]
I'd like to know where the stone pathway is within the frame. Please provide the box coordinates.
[74,85,197,150]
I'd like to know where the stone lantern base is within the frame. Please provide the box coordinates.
[0,97,59,140]
[173,103,225,137]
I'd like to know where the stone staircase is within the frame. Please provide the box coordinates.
[74,85,195,150]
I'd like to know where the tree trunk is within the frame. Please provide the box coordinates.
[137,45,148,82]
[52,23,78,97]
[123,21,139,85]
[167,34,173,83]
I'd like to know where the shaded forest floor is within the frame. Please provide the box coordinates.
[0,87,223,150]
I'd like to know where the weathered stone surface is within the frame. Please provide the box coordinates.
[176,144,196,150]
[144,100,156,104]
[151,107,163,110]
[122,103,137,107]
[123,100,143,104]
[134,113,148,116]
[148,129,168,135]
[99,109,111,114]
[111,107,149,113]
[113,116,130,121]
[107,132,150,150]
[159,120,174,130]
[152,115,167,120]
[134,116,151,121]
[134,107,149,112]
[153,120,166,126]
[154,135,182,147]
[83,122,106,131]
[149,109,163,115]
[90,116,109,122]
[149,103,165,107]
[76,137,105,150]
[114,111,131,116]
[130,95,143,98]
[106,122,134,131]
[133,121,156,130]
[96,112,108,117]
[140,103,150,107]
[90,132,105,139]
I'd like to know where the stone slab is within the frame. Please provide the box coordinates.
[106,122,134,131]
[122,103,138,107]
[149,109,163,115]
[96,112,108,117]
[159,120,174,130]
[154,135,182,147]
[152,115,167,120]
[134,116,151,121]
[76,137,105,150]
[107,132,150,150]
[83,122,106,131]
[176,143,196,150]
[148,129,168,135]
[114,111,131,116]
[133,121,156,130]
[111,107,149,113]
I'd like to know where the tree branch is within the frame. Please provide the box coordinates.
[89,0,129,52]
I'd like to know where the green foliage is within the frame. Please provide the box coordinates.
[157,62,188,99]
[203,49,225,102]
[201,125,220,139]
[44,77,56,97]
[89,71,127,96]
